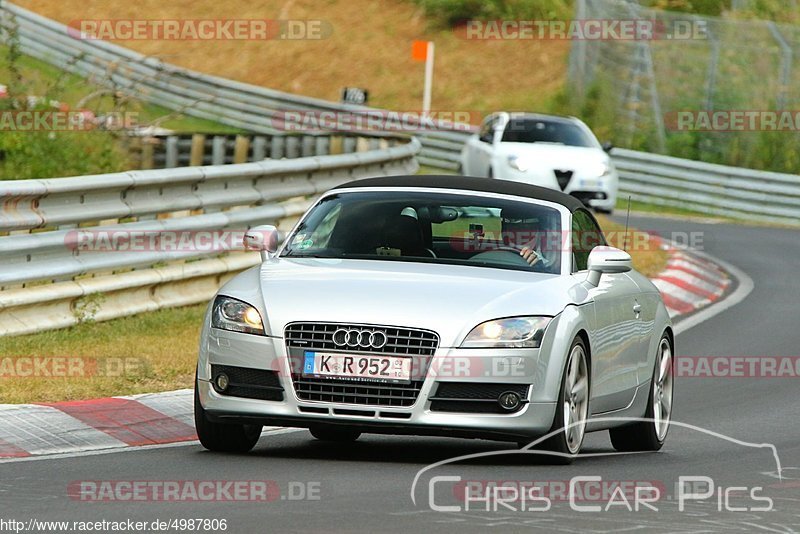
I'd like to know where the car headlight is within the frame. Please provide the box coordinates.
[461,316,551,348]
[588,161,611,177]
[508,154,533,172]
[211,296,265,335]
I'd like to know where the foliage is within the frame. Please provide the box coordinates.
[410,0,572,27]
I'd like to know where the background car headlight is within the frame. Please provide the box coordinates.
[588,161,611,177]
[461,317,551,348]
[508,154,533,172]
[211,296,265,335]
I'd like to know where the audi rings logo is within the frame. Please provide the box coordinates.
[332,328,388,349]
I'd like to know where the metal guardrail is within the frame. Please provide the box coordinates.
[0,3,471,171]
[0,136,420,335]
[612,148,800,225]
[131,132,394,169]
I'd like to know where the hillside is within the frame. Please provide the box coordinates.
[13,0,570,120]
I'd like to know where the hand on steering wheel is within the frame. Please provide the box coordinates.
[519,246,542,267]
[478,245,543,268]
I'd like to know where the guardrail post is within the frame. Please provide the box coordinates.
[165,136,179,168]
[270,136,285,159]
[252,136,267,160]
[212,136,227,165]
[233,135,250,163]
[315,136,329,155]
[301,136,315,157]
[286,136,300,159]
[190,134,206,166]
[329,136,343,155]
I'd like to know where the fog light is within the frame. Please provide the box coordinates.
[498,391,522,411]
[215,373,230,392]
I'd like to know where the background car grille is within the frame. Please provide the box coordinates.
[210,364,284,401]
[285,322,439,406]
[429,382,529,414]
[554,169,573,190]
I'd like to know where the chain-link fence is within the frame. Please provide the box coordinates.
[568,0,800,172]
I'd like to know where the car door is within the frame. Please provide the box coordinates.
[571,209,644,414]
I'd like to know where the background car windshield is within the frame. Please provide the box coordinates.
[282,191,562,274]
[501,118,595,147]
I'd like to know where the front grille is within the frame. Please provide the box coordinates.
[285,322,439,407]
[293,377,422,407]
[210,364,284,401]
[430,382,529,414]
[285,322,438,356]
[554,169,574,190]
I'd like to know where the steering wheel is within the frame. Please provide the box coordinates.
[471,246,545,270]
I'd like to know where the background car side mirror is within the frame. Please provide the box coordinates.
[601,141,614,153]
[244,225,279,261]
[586,246,632,286]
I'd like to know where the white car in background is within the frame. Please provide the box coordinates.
[460,113,618,213]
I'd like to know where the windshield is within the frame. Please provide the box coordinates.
[501,118,596,147]
[282,191,563,274]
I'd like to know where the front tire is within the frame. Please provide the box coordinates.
[530,337,590,464]
[194,379,262,453]
[610,333,673,452]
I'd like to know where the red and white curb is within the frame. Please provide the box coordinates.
[0,390,196,459]
[651,247,731,318]
[0,248,733,460]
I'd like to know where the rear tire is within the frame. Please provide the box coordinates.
[194,378,262,453]
[610,333,673,452]
[309,426,361,442]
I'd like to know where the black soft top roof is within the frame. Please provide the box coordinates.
[332,175,585,212]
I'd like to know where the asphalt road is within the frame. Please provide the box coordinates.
[2,216,799,533]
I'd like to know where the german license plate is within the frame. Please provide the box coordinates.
[302,351,411,384]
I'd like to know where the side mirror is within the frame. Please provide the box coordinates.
[244,225,279,261]
[586,246,631,286]
[601,141,614,153]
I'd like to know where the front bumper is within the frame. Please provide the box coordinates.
[493,165,618,211]
[198,328,562,442]
[198,380,557,441]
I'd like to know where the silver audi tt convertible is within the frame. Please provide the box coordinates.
[194,175,674,460]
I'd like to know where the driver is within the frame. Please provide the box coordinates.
[500,207,560,270]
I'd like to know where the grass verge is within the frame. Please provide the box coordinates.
[0,305,206,403]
